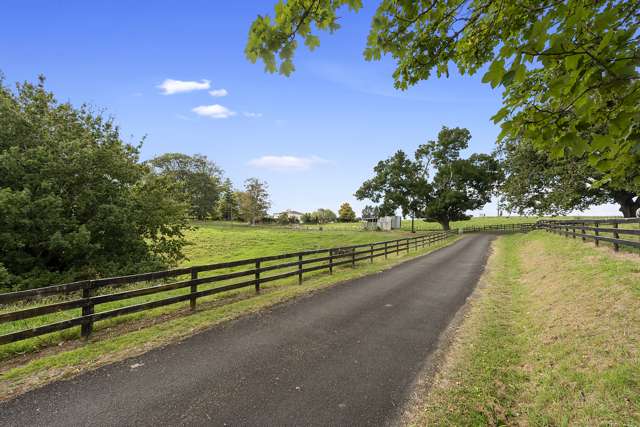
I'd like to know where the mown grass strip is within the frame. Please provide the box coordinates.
[414,234,532,425]
[414,231,640,426]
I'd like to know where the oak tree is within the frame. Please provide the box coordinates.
[357,127,501,230]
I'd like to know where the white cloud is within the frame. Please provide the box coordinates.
[209,88,228,97]
[158,79,210,95]
[243,112,263,118]
[247,155,328,171]
[192,104,236,119]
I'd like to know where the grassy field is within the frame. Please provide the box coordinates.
[0,224,458,399]
[412,231,640,425]
[183,221,416,265]
[208,215,625,232]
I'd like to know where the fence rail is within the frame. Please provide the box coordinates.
[0,231,457,346]
[538,218,640,252]
[460,223,537,233]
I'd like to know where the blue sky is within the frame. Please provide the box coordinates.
[1,1,617,216]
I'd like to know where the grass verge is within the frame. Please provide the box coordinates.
[0,235,460,401]
[412,231,640,425]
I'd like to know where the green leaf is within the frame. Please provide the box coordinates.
[501,70,516,87]
[564,54,581,70]
[592,134,613,151]
[279,60,295,76]
[304,34,320,51]
[482,60,505,88]
[491,107,510,124]
[570,138,588,156]
[549,145,565,159]
[597,31,613,53]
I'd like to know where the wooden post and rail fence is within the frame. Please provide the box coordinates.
[0,231,456,346]
[1,219,635,349]
[537,218,640,253]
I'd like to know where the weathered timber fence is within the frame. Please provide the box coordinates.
[0,231,456,346]
[460,223,537,233]
[538,218,640,252]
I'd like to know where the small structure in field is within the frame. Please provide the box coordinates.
[362,216,402,231]
[272,209,304,222]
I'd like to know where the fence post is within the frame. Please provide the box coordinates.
[190,268,198,311]
[370,245,374,263]
[581,224,586,242]
[298,254,303,284]
[384,242,388,259]
[352,249,356,268]
[81,282,94,339]
[613,223,619,252]
[329,249,333,274]
[572,225,576,239]
[255,260,261,293]
[594,222,599,246]
[406,238,410,254]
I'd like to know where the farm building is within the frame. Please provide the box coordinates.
[272,209,304,222]
[363,216,402,231]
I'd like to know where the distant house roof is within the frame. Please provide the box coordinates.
[274,209,304,216]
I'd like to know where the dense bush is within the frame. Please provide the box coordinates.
[0,76,189,291]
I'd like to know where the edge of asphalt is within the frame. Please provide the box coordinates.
[0,235,468,403]
[395,235,497,425]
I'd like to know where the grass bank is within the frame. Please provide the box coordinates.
[0,232,459,401]
[412,231,640,425]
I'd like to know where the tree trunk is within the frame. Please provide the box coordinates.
[613,191,639,218]
[439,220,450,230]
[411,216,415,233]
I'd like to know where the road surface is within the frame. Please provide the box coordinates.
[0,234,494,426]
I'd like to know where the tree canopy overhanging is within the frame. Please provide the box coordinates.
[497,137,639,217]
[246,0,640,205]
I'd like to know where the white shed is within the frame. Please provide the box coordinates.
[362,216,401,231]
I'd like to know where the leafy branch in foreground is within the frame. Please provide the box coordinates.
[246,1,640,203]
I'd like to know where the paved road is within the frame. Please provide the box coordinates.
[0,234,494,427]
